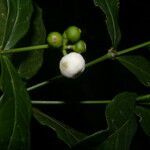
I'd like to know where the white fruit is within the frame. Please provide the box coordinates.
[59,52,85,78]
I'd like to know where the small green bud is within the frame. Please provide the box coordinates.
[47,32,63,48]
[65,26,81,43]
[73,40,86,53]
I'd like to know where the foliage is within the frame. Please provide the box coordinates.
[94,0,121,48]
[117,56,150,87]
[33,108,86,148]
[73,92,137,150]
[0,0,149,149]
[0,0,33,50]
[0,56,31,150]
[18,4,46,79]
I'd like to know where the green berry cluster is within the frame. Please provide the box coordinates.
[47,26,86,54]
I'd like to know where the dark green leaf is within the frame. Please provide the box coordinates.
[135,106,150,136]
[0,56,31,150]
[94,0,121,48]
[0,0,33,50]
[33,108,86,148]
[18,4,46,79]
[117,55,150,87]
[73,130,109,150]
[98,116,137,150]
[106,92,137,132]
[73,92,137,150]
[97,92,137,150]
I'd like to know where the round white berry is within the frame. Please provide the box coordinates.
[59,52,85,78]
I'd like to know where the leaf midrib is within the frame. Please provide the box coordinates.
[104,0,116,44]
[3,57,18,149]
[5,0,21,49]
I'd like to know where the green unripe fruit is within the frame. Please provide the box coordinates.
[65,26,81,43]
[62,32,67,39]
[47,32,63,48]
[73,40,86,53]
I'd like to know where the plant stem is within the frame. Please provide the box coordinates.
[85,53,110,68]
[31,101,65,105]
[27,75,62,91]
[86,41,150,68]
[62,49,67,56]
[117,41,150,55]
[0,39,148,56]
[31,95,150,105]
[31,100,111,105]
[136,94,150,101]
[27,41,150,91]
[0,44,49,54]
[80,100,111,104]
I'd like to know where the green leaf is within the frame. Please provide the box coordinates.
[18,4,46,79]
[94,0,121,48]
[73,92,137,150]
[0,0,33,50]
[33,108,86,148]
[98,116,137,150]
[0,56,31,150]
[106,92,137,132]
[135,106,150,136]
[98,92,137,150]
[73,130,109,150]
[117,55,150,87]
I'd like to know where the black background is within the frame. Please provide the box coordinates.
[30,0,150,149]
